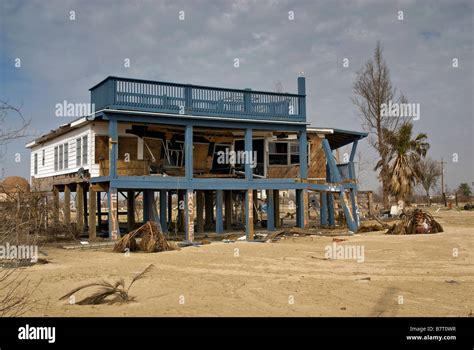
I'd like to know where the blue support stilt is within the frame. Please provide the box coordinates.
[296,189,305,228]
[216,190,223,234]
[320,191,328,226]
[328,192,335,226]
[244,128,253,180]
[266,189,275,231]
[299,129,308,179]
[160,190,168,232]
[185,125,193,180]
[108,117,118,178]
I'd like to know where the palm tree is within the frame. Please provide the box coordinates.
[376,122,429,204]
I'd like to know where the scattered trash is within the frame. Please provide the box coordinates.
[237,235,247,241]
[356,277,371,281]
[332,238,347,243]
[445,280,460,284]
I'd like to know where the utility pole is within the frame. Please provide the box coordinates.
[439,158,447,206]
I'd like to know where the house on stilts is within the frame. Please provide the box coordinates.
[26,76,368,241]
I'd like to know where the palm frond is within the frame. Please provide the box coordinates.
[127,264,155,294]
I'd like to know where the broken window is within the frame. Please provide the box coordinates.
[34,153,38,175]
[82,135,88,165]
[64,143,68,169]
[54,146,59,171]
[59,144,63,170]
[76,138,81,166]
[269,142,288,165]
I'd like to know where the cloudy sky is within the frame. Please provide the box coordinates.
[1,0,472,192]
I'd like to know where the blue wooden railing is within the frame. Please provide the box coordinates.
[90,76,306,122]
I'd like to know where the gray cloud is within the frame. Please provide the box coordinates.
[1,0,472,191]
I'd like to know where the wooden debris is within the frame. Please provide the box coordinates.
[386,209,443,235]
[265,229,286,241]
[357,220,386,233]
[114,221,173,253]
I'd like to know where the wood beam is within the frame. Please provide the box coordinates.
[64,185,71,225]
[204,190,213,230]
[89,187,96,240]
[127,190,135,231]
[196,190,204,233]
[185,190,194,241]
[108,187,119,239]
[76,183,84,233]
[52,186,59,225]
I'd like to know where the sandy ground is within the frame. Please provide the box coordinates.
[18,209,474,316]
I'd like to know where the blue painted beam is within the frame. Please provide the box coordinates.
[327,192,335,226]
[299,129,308,179]
[185,125,193,180]
[160,190,168,232]
[349,140,358,180]
[215,190,223,234]
[245,128,253,180]
[296,189,304,228]
[92,175,357,192]
[349,139,358,161]
[266,189,275,231]
[322,139,341,183]
[297,77,306,119]
[101,112,308,132]
[320,191,328,226]
[108,117,118,178]
[338,191,358,233]
[350,188,359,227]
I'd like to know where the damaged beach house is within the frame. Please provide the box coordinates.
[26,76,369,241]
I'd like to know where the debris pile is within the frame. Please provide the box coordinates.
[386,209,443,235]
[113,221,174,253]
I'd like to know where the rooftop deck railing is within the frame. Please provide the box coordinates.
[90,76,306,122]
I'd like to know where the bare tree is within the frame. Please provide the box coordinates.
[0,100,30,145]
[418,157,442,205]
[0,101,35,316]
[352,41,407,209]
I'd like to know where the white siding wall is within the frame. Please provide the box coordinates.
[30,125,93,180]
[30,122,141,179]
